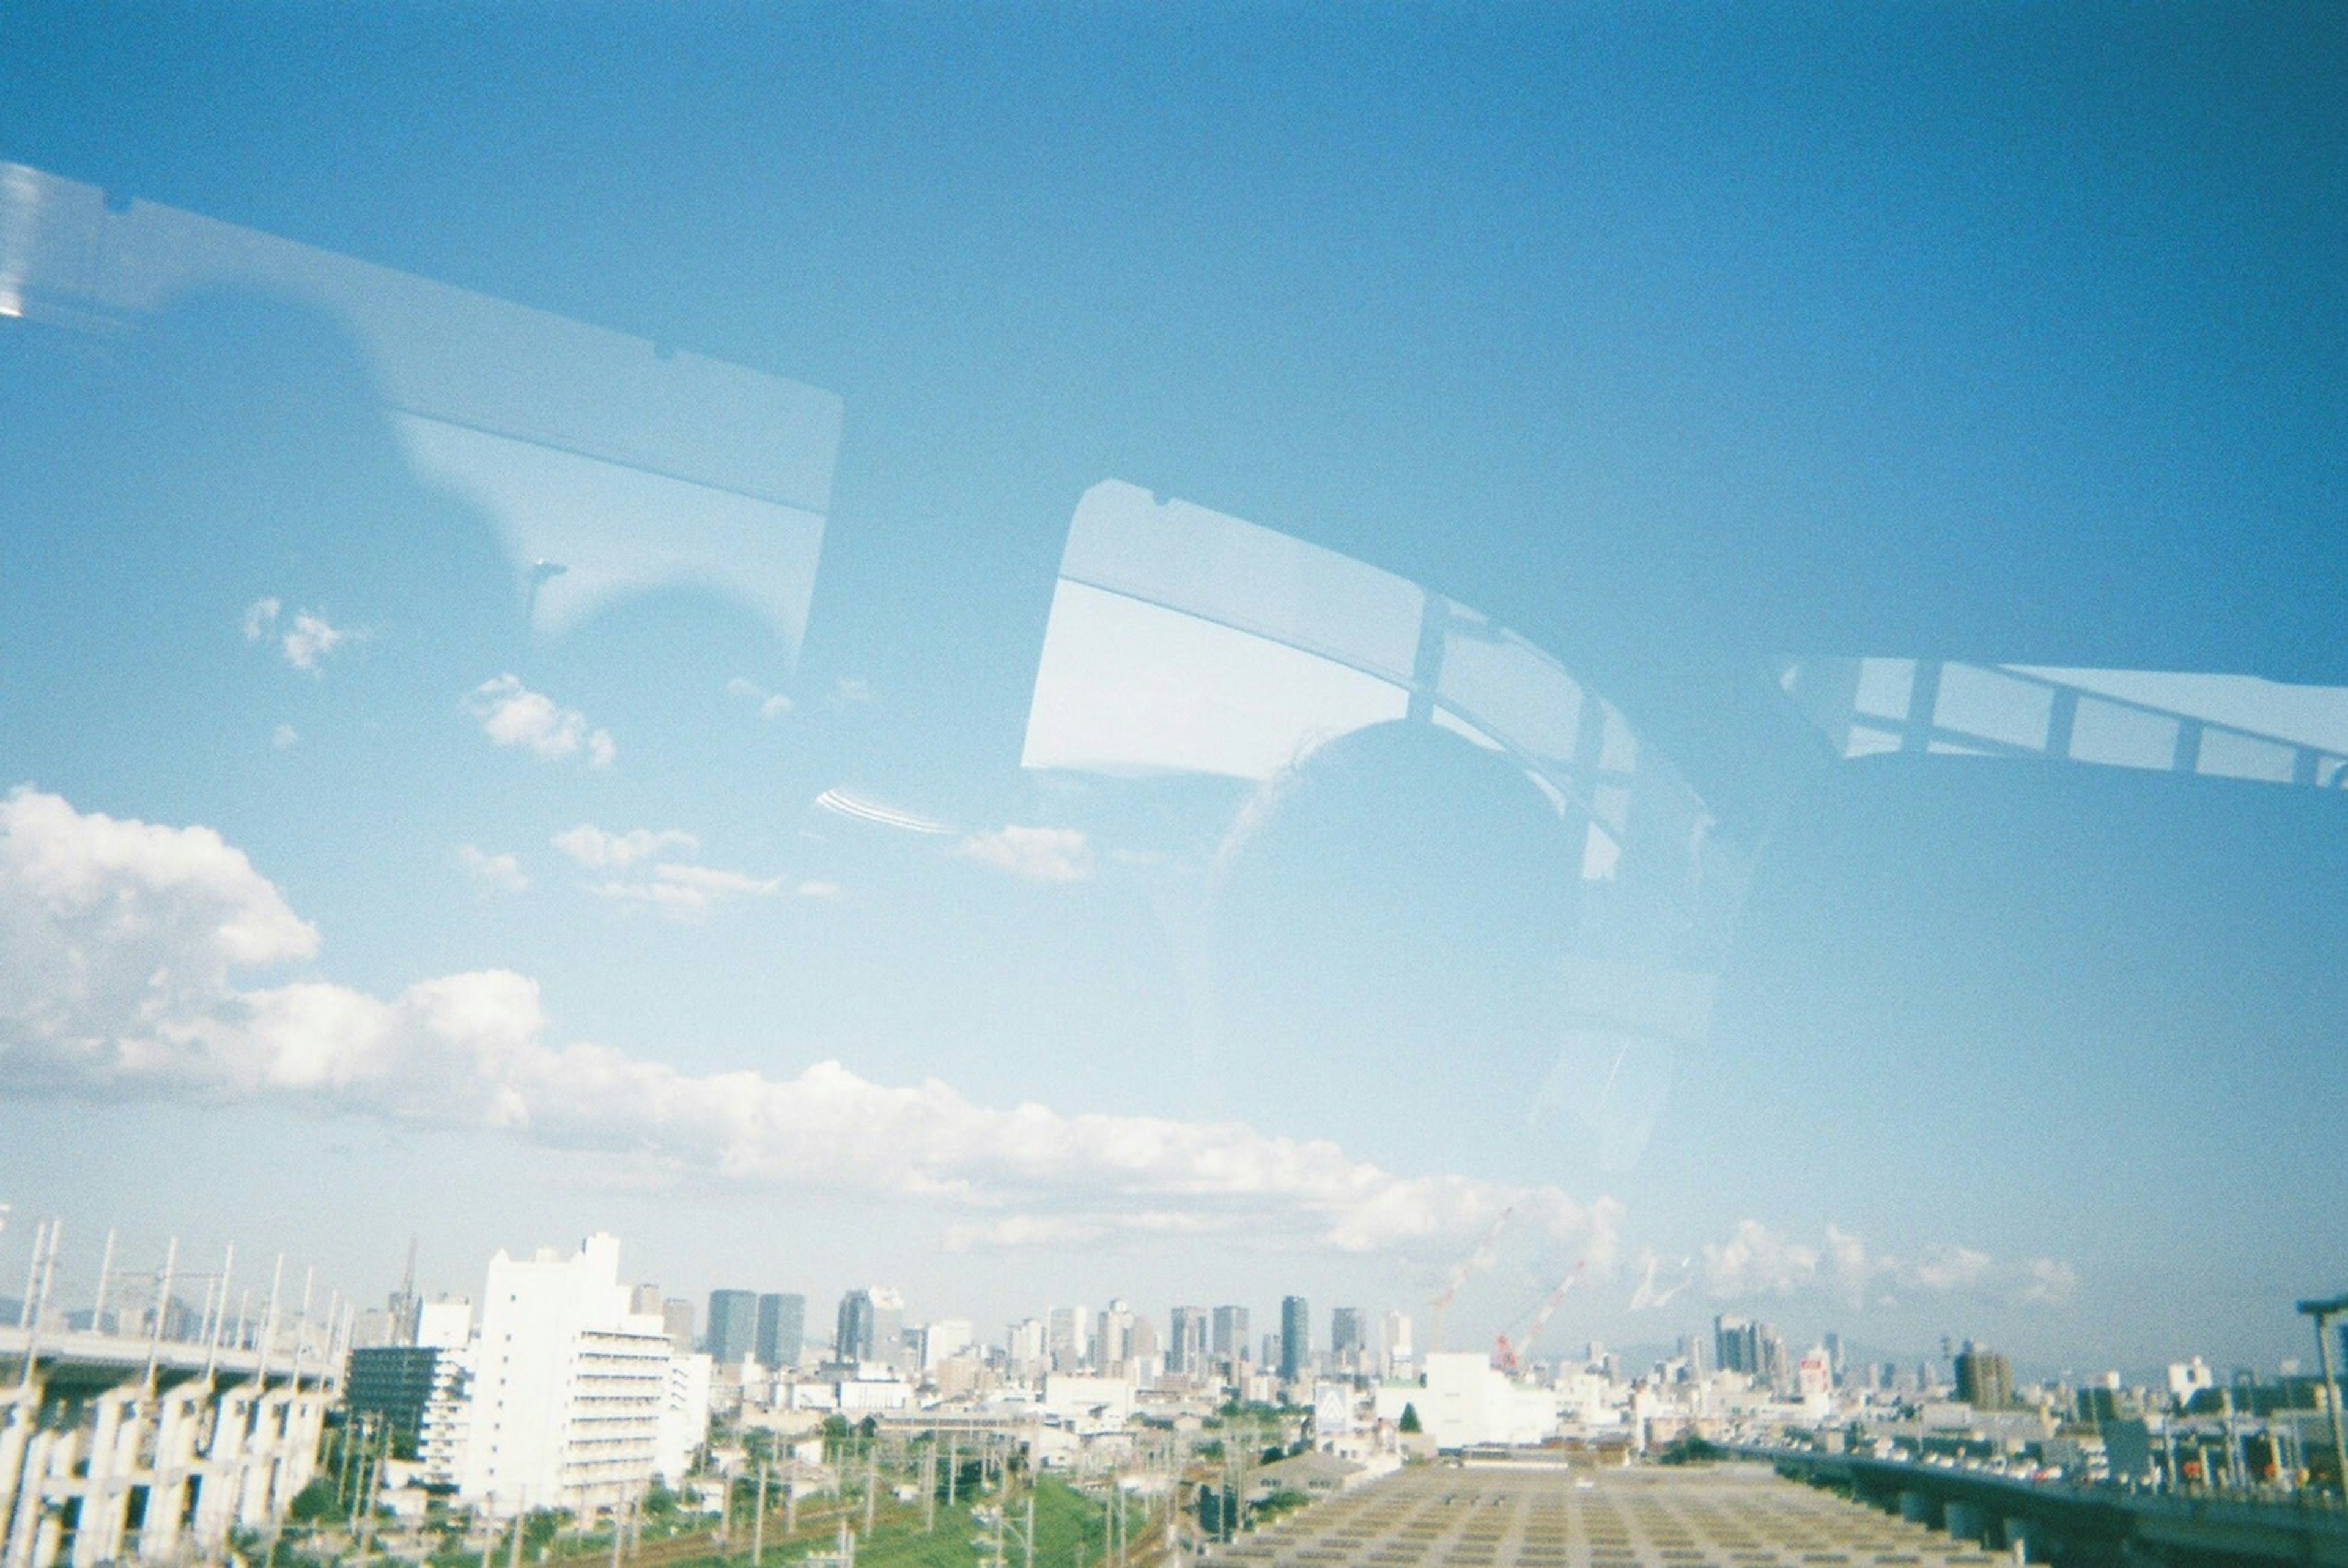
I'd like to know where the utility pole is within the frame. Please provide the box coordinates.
[864,1443,877,1537]
[751,1459,768,1567]
[2300,1295,2348,1501]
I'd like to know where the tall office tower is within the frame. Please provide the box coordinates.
[631,1283,664,1316]
[1006,1318,1047,1378]
[1713,1315,1760,1375]
[1168,1306,1208,1375]
[1954,1343,2014,1410]
[917,1319,974,1372]
[1382,1311,1413,1375]
[1047,1305,1090,1371]
[451,1233,684,1515]
[1758,1327,1790,1389]
[1280,1295,1311,1383]
[1211,1305,1250,1369]
[706,1289,759,1364]
[836,1287,905,1366]
[1096,1300,1141,1375]
[1329,1308,1366,1374]
[756,1292,807,1371]
[662,1298,695,1355]
[1822,1331,1845,1383]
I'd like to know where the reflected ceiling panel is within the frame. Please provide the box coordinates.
[1783,657,2348,789]
[1024,480,1754,1172]
[0,162,841,658]
[1024,480,1733,892]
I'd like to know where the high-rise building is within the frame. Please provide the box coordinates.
[1006,1317,1047,1378]
[630,1283,664,1316]
[1954,1343,2013,1410]
[1330,1307,1366,1374]
[1381,1311,1413,1375]
[661,1298,695,1355]
[1096,1300,1144,1375]
[1047,1305,1090,1372]
[756,1292,806,1370]
[1168,1306,1209,1375]
[1713,1316,1787,1386]
[1211,1305,1250,1368]
[836,1287,904,1366]
[706,1289,758,1364]
[450,1234,697,1516]
[1280,1295,1311,1383]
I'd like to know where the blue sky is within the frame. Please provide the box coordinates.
[1,4,2343,1379]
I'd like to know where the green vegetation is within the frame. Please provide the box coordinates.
[522,1474,1134,1567]
[1397,1404,1422,1435]
[1656,1434,1726,1466]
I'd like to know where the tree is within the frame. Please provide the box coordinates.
[1397,1404,1422,1434]
[287,1479,340,1523]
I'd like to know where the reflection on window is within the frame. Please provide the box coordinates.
[1023,480,1749,1170]
[0,162,841,662]
[1783,656,2348,789]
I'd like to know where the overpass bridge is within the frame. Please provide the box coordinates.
[1759,1446,2348,1566]
[0,1320,344,1568]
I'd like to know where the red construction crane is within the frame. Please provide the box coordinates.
[1492,1261,1586,1375]
[1427,1205,1514,1354]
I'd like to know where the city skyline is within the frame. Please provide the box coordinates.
[4,5,2345,1381]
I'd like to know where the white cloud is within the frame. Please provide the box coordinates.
[726,677,793,720]
[457,845,530,894]
[271,724,299,750]
[464,676,615,767]
[0,787,1619,1260]
[956,825,1094,884]
[553,825,780,918]
[796,880,842,899]
[241,598,361,674]
[551,825,698,869]
[1701,1220,2075,1311]
[589,863,784,918]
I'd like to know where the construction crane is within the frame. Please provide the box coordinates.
[1492,1261,1585,1375]
[1426,1205,1513,1354]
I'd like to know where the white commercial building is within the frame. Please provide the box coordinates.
[1375,1353,1558,1450]
[450,1233,701,1518]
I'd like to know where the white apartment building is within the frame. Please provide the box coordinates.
[449,1233,701,1518]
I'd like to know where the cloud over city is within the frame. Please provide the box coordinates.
[1700,1220,2077,1311]
[0,787,1614,1259]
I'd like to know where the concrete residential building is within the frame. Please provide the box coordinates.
[452,1233,679,1518]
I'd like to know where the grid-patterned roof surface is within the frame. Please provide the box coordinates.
[1201,1462,2002,1567]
